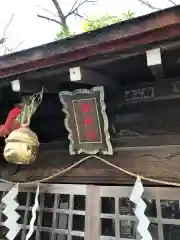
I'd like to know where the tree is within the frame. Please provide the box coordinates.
[121,10,136,20]
[55,10,135,39]
[82,14,122,32]
[55,28,72,40]
[37,0,98,38]
[82,11,135,32]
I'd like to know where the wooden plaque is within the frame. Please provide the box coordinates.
[59,86,113,155]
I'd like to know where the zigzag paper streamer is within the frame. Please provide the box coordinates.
[130,177,152,240]
[2,184,21,240]
[25,184,39,240]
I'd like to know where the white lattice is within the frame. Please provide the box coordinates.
[2,184,21,240]
[130,177,152,240]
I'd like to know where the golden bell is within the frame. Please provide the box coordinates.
[3,127,40,164]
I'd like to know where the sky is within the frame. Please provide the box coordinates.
[0,0,179,54]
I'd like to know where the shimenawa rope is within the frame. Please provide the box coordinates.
[1,155,180,186]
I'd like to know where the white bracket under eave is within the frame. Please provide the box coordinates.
[11,79,20,92]
[146,48,163,80]
[69,66,81,82]
[146,48,162,66]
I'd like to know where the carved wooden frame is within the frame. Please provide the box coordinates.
[59,86,113,155]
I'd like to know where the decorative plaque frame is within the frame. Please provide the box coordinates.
[59,86,113,155]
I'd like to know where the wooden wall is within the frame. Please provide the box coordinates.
[1,97,180,186]
[1,74,180,186]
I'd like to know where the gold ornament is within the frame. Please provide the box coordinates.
[3,90,43,164]
[3,126,40,165]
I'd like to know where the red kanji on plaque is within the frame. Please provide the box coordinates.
[86,129,96,140]
[81,101,98,141]
[83,116,93,125]
[81,103,93,112]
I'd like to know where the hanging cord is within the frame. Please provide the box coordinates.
[1,155,180,186]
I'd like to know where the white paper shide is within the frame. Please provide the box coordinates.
[130,177,152,240]
[2,184,21,240]
[25,184,39,240]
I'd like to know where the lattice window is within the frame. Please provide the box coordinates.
[0,184,180,240]
[100,196,157,239]
[99,186,180,240]
[0,184,86,240]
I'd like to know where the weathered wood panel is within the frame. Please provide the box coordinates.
[1,137,180,186]
[124,78,180,103]
[112,98,180,136]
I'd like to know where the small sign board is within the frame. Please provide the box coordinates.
[59,86,113,155]
[125,87,154,102]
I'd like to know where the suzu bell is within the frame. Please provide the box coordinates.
[3,126,40,165]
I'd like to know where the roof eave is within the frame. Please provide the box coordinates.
[1,5,180,79]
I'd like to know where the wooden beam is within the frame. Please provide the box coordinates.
[5,38,180,83]
[68,67,117,88]
[1,138,180,185]
[16,78,59,93]
[17,75,180,102]
[124,77,180,103]
[16,67,118,93]
[112,135,180,148]
[10,78,48,94]
[37,135,180,151]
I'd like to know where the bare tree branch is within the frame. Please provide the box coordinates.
[0,13,15,52]
[74,12,84,18]
[168,0,177,5]
[51,0,66,21]
[66,0,79,18]
[37,0,98,24]
[66,0,96,18]
[0,13,24,55]
[137,0,161,10]
[37,14,61,24]
[2,39,24,55]
[36,5,58,18]
[0,38,6,45]
[5,41,24,53]
[138,0,176,10]
[51,0,70,35]
[37,0,98,37]
[1,13,15,45]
